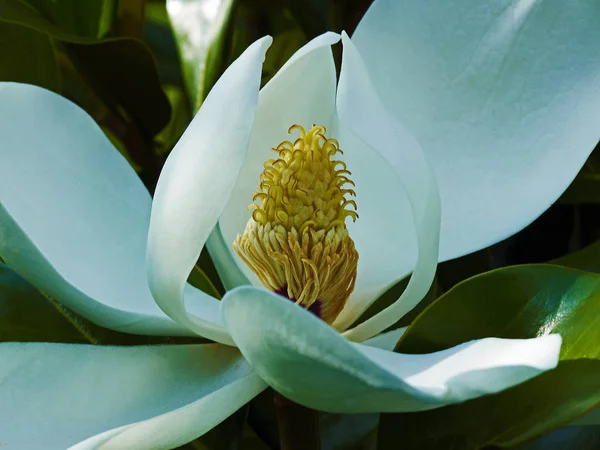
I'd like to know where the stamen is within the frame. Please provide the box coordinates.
[234,124,359,324]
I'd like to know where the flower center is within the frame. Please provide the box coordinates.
[234,124,359,324]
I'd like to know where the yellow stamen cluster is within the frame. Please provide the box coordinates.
[234,124,359,324]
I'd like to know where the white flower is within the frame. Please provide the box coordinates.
[1,0,598,447]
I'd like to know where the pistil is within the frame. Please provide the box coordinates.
[234,124,359,324]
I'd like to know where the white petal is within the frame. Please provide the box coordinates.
[0,343,266,450]
[327,125,417,331]
[362,327,408,351]
[353,0,600,261]
[0,82,193,336]
[222,286,561,413]
[71,374,264,450]
[147,37,272,344]
[217,32,340,288]
[334,33,441,341]
[206,226,250,291]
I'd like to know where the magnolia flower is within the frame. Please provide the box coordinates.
[1,0,599,448]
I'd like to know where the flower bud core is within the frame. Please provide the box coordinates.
[234,124,359,324]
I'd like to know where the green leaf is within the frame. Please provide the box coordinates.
[260,27,306,85]
[22,0,115,38]
[146,1,171,27]
[63,38,170,137]
[354,249,492,333]
[113,0,146,38]
[167,0,235,110]
[558,145,600,205]
[552,239,600,274]
[154,84,192,154]
[352,275,439,331]
[188,264,222,299]
[144,2,186,87]
[512,424,600,450]
[378,264,600,450]
[559,174,600,204]
[436,248,494,292]
[0,262,213,345]
[0,0,171,171]
[282,0,329,39]
[0,262,96,343]
[0,20,60,91]
[559,146,600,205]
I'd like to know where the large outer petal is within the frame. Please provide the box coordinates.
[147,37,272,344]
[333,33,441,340]
[0,343,266,450]
[215,32,340,288]
[0,82,198,337]
[222,286,561,413]
[352,0,600,261]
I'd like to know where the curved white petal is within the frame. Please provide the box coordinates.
[334,33,441,341]
[147,37,272,344]
[353,0,600,261]
[70,374,264,450]
[362,327,407,351]
[222,286,561,413]
[0,343,267,450]
[217,32,341,287]
[327,125,417,331]
[206,226,250,291]
[0,82,196,336]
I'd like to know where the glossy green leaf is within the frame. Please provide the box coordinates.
[167,0,235,110]
[378,264,600,450]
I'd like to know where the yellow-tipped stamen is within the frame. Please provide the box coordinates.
[234,124,359,324]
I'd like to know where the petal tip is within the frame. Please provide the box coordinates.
[544,333,562,369]
[325,31,342,43]
[260,35,274,48]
